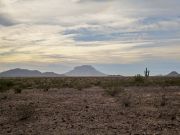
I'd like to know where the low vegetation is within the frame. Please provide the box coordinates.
[0,79,14,93]
[0,77,180,93]
[134,74,145,85]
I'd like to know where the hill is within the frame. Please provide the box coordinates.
[0,68,62,77]
[64,65,107,76]
[166,71,180,77]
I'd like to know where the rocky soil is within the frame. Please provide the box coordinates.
[0,86,180,135]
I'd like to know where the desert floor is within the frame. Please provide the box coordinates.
[0,86,180,135]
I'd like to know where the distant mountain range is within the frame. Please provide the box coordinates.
[0,68,62,77]
[0,65,107,77]
[0,66,179,77]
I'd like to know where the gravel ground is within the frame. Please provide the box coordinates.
[0,86,180,135]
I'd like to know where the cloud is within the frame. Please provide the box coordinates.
[1,23,179,65]
[0,13,17,26]
[0,0,180,72]
[72,0,116,3]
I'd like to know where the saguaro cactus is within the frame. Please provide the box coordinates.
[144,67,150,78]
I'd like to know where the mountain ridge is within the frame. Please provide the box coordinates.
[0,65,107,77]
[0,68,62,77]
[1,66,179,77]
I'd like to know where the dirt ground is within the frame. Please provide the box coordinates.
[0,86,180,135]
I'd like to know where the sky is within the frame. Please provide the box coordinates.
[0,0,180,75]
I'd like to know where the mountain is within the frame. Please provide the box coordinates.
[167,71,180,77]
[42,72,60,77]
[0,68,63,77]
[64,65,107,76]
[0,65,106,77]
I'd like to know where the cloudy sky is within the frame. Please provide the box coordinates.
[0,0,180,75]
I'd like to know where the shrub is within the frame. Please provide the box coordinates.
[71,79,92,91]
[134,74,145,85]
[93,80,101,86]
[43,84,50,92]
[160,94,167,106]
[14,86,22,94]
[122,98,131,107]
[121,93,132,107]
[0,80,14,93]
[43,87,49,92]
[75,84,83,91]
[105,86,123,97]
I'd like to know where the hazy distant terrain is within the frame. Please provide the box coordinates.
[0,65,179,77]
[0,68,62,77]
[0,65,106,77]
